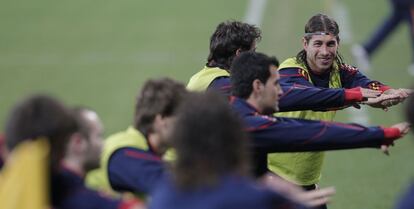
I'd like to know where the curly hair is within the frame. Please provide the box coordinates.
[134,78,187,136]
[207,20,261,70]
[171,92,250,190]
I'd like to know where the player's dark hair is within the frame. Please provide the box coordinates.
[171,92,250,190]
[296,13,345,67]
[134,78,187,137]
[5,94,78,170]
[207,20,261,70]
[231,51,279,99]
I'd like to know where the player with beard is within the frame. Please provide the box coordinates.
[267,15,411,209]
[53,107,144,209]
[230,51,409,180]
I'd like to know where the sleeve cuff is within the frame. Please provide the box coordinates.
[118,199,144,209]
[344,87,363,102]
[382,127,401,140]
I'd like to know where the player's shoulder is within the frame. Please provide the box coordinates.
[244,114,277,131]
[338,63,360,75]
[115,147,162,162]
[279,67,310,81]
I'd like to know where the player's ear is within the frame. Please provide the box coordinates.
[302,37,308,49]
[236,48,242,56]
[67,133,87,155]
[252,79,264,93]
[153,114,164,131]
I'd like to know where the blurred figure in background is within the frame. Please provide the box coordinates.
[150,92,315,209]
[86,78,187,197]
[54,106,144,209]
[395,93,414,209]
[1,95,78,209]
[0,95,143,209]
[352,0,414,74]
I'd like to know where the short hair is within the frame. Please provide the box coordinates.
[134,78,187,136]
[297,13,344,66]
[207,20,261,70]
[172,92,249,189]
[231,51,279,99]
[4,95,78,169]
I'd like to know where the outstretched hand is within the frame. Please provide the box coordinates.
[360,88,382,98]
[362,94,400,111]
[384,88,412,98]
[381,122,410,155]
[391,122,410,136]
[381,88,412,107]
[380,88,413,110]
[261,173,336,207]
[360,88,413,111]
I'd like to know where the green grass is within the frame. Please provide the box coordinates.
[1,0,413,208]
[0,0,246,133]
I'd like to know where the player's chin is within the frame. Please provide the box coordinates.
[317,62,332,71]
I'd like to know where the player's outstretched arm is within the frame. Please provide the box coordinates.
[380,122,410,155]
[248,116,408,153]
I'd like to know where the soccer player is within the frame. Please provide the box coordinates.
[3,95,142,209]
[54,107,144,209]
[267,14,411,204]
[230,51,409,179]
[86,78,187,196]
[394,94,414,209]
[187,20,396,112]
[186,20,260,96]
[150,92,311,209]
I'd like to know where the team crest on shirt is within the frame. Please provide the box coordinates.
[368,82,381,91]
[340,64,358,75]
[299,69,310,80]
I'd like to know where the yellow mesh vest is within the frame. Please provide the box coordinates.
[186,66,230,91]
[86,126,149,195]
[267,57,341,185]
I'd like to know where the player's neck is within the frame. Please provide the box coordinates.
[61,159,85,177]
[246,96,264,114]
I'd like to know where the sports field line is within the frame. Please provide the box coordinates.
[330,0,353,44]
[244,0,268,27]
[0,51,205,66]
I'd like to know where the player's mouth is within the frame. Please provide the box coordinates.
[318,57,332,65]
